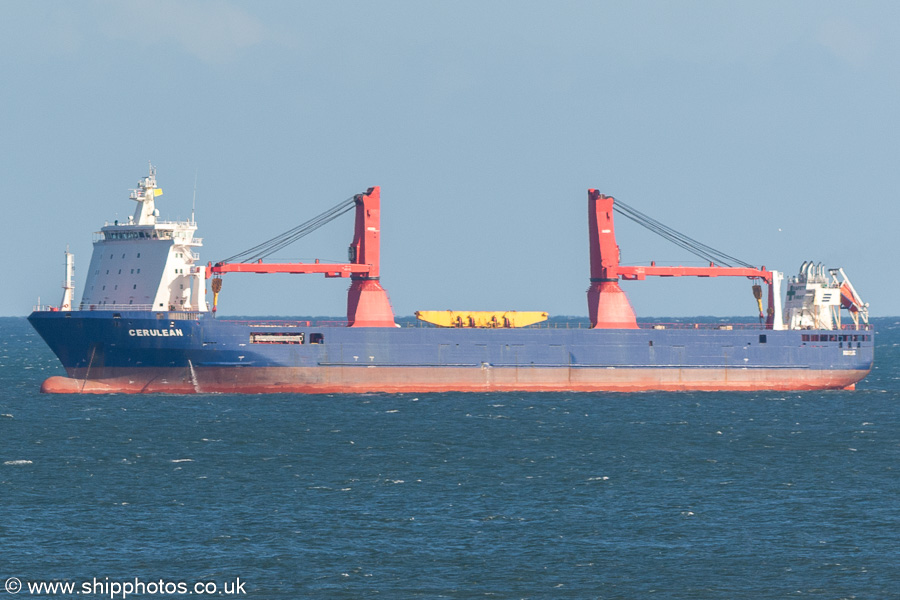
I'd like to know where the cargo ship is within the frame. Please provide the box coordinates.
[28,166,873,393]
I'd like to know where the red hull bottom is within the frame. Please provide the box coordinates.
[41,366,868,394]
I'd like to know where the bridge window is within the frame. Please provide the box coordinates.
[309,333,325,344]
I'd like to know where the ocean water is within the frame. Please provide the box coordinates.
[2,316,899,599]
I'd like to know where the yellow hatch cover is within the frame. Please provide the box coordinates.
[415,310,549,328]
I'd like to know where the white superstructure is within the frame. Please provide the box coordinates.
[78,165,208,312]
[783,261,868,330]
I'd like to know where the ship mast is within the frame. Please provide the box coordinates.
[60,248,74,311]
[130,163,162,225]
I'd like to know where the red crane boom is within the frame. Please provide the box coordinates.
[209,187,395,327]
[587,190,775,329]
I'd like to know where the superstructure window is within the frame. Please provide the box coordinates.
[309,333,324,344]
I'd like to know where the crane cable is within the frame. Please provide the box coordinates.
[612,200,757,269]
[219,194,757,269]
[219,196,357,264]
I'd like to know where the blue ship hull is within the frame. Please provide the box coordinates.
[28,311,874,393]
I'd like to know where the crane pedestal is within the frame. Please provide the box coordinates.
[587,280,638,329]
[348,278,395,327]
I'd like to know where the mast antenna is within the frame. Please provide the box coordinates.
[192,169,198,224]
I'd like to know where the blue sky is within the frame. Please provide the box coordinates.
[3,1,897,317]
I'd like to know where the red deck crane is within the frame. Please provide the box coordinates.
[587,189,776,329]
[208,187,396,327]
[208,186,774,331]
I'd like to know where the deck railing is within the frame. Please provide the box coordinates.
[78,304,156,311]
[220,320,313,328]
[24,305,876,332]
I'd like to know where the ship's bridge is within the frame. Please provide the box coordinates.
[76,166,208,312]
[94,222,202,246]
